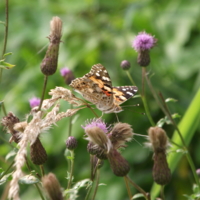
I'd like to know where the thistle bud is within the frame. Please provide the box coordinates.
[41,17,62,76]
[30,137,47,165]
[132,32,157,67]
[42,173,63,200]
[60,67,75,85]
[87,142,107,160]
[107,149,130,177]
[108,123,134,149]
[66,136,77,150]
[1,112,21,143]
[120,60,131,70]
[148,127,171,185]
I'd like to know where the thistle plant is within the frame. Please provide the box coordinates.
[1,2,200,200]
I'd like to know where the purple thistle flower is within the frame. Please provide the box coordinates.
[82,118,109,133]
[29,97,41,108]
[132,32,156,52]
[60,67,71,77]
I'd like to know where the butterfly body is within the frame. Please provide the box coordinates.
[70,64,138,113]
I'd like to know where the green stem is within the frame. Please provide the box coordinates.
[124,176,132,200]
[84,183,93,200]
[38,75,48,111]
[126,69,155,126]
[141,67,155,126]
[126,175,150,200]
[1,0,9,59]
[91,169,100,200]
[67,150,75,189]
[68,104,73,137]
[35,183,45,200]
[126,71,136,86]
[40,165,45,177]
[25,158,45,200]
[0,160,14,180]
[160,185,165,200]
[2,102,7,116]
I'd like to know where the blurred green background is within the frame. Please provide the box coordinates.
[0,0,200,199]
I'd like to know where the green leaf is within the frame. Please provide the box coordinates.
[5,149,18,160]
[19,175,39,185]
[151,88,200,199]
[0,60,15,69]
[165,98,178,102]
[3,52,13,57]
[131,193,145,199]
[171,113,181,119]
[0,173,12,185]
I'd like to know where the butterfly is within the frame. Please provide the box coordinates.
[70,63,138,113]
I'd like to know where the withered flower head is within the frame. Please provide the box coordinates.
[82,118,112,153]
[1,112,21,143]
[147,127,171,185]
[87,142,107,160]
[108,123,134,149]
[148,127,168,152]
[107,149,130,177]
[42,173,63,200]
[41,16,63,76]
[30,137,47,165]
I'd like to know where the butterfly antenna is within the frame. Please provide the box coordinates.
[115,113,119,122]
[132,133,150,147]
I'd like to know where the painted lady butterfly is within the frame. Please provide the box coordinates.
[70,64,138,113]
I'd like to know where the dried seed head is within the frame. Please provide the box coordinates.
[14,121,27,132]
[87,142,108,160]
[66,136,78,150]
[120,60,131,70]
[84,126,112,153]
[1,112,21,143]
[148,127,168,152]
[40,16,62,76]
[107,149,130,177]
[30,137,47,165]
[60,67,75,85]
[82,119,112,153]
[148,127,171,185]
[152,151,171,185]
[42,173,63,200]
[109,123,134,149]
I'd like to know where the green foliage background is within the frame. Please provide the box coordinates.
[0,0,200,199]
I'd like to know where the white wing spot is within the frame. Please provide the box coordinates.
[122,88,127,91]
[126,91,133,96]
[102,76,110,81]
[96,72,100,77]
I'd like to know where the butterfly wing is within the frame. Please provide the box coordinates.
[70,64,114,111]
[112,86,138,105]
